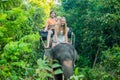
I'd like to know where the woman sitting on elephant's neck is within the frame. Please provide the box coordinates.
[52,17,69,47]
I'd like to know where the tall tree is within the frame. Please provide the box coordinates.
[61,0,120,67]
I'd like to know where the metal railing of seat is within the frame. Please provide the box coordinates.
[39,30,47,48]
[40,36,46,48]
[71,32,75,47]
[39,29,75,48]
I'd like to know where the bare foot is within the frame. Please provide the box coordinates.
[44,45,50,49]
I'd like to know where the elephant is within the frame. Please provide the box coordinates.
[44,43,78,80]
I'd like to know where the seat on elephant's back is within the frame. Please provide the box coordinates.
[39,27,73,41]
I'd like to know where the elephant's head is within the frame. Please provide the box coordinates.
[48,43,78,79]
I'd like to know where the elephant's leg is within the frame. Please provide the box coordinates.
[54,74,62,80]
[62,60,73,79]
[53,61,63,80]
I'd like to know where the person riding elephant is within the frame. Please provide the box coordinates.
[44,10,57,48]
[52,17,69,47]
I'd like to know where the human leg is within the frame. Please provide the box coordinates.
[45,30,53,48]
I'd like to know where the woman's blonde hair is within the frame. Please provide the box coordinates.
[57,17,67,35]
[56,16,61,25]
[57,16,61,19]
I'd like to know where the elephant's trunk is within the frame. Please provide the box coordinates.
[62,60,73,79]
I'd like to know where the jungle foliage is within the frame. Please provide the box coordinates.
[0,0,120,80]
[61,0,120,79]
[0,0,56,79]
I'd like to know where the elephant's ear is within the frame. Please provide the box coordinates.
[67,44,78,63]
[44,48,53,58]
[72,47,79,63]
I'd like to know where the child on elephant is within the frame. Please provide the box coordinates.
[44,10,57,48]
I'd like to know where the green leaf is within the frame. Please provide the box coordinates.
[74,67,79,75]
[1,0,8,1]
[52,63,61,68]
[0,31,4,37]
[47,73,53,78]
[0,13,7,20]
[54,69,63,75]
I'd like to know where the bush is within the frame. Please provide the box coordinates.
[71,46,120,80]
[0,34,41,79]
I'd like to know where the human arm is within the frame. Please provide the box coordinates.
[54,25,59,43]
[44,19,49,31]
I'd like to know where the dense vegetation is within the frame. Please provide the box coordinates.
[61,0,120,79]
[0,0,120,80]
[0,0,54,79]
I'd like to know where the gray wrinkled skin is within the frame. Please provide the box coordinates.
[44,43,78,80]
